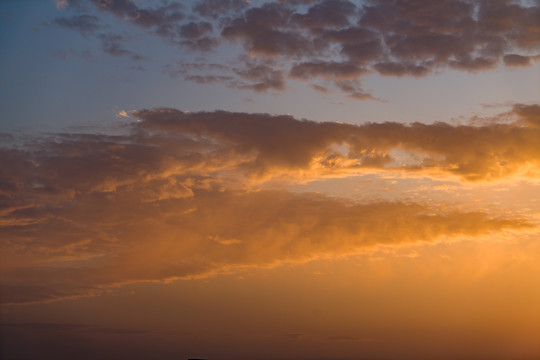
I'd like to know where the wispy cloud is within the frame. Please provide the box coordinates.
[54,14,103,37]
[98,33,143,61]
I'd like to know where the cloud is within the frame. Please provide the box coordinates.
[0,132,15,142]
[168,57,286,92]
[163,60,230,78]
[290,0,356,29]
[179,21,212,40]
[374,61,431,77]
[231,57,286,92]
[184,75,234,84]
[1,107,538,304]
[98,33,143,61]
[54,14,103,37]
[222,18,312,58]
[116,110,129,118]
[289,61,367,80]
[1,185,529,305]
[91,0,186,45]
[91,0,185,29]
[54,48,93,61]
[334,80,384,102]
[54,0,540,99]
[55,0,69,10]
[512,103,540,127]
[134,107,540,181]
[217,0,540,96]
[503,54,532,67]
[323,27,384,64]
[178,21,219,51]
[193,0,250,19]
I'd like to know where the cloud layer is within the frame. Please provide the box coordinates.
[134,105,540,181]
[1,106,538,304]
[54,0,540,98]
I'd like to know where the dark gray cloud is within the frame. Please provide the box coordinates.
[54,0,540,99]
[221,7,314,58]
[290,0,356,29]
[98,33,143,60]
[334,79,383,101]
[90,0,189,46]
[91,0,184,29]
[193,0,250,19]
[374,61,431,77]
[232,58,286,92]
[218,0,539,96]
[53,14,103,37]
[178,21,219,51]
[449,56,498,72]
[179,21,213,40]
[290,61,366,80]
[503,53,533,67]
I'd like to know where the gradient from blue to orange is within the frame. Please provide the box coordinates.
[1,1,540,359]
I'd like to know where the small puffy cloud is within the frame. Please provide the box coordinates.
[116,110,129,118]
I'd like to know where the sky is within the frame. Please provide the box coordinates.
[1,0,540,359]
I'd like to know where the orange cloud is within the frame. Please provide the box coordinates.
[135,106,540,181]
[0,186,531,305]
[1,109,537,304]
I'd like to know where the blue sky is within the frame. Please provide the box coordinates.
[1,0,539,133]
